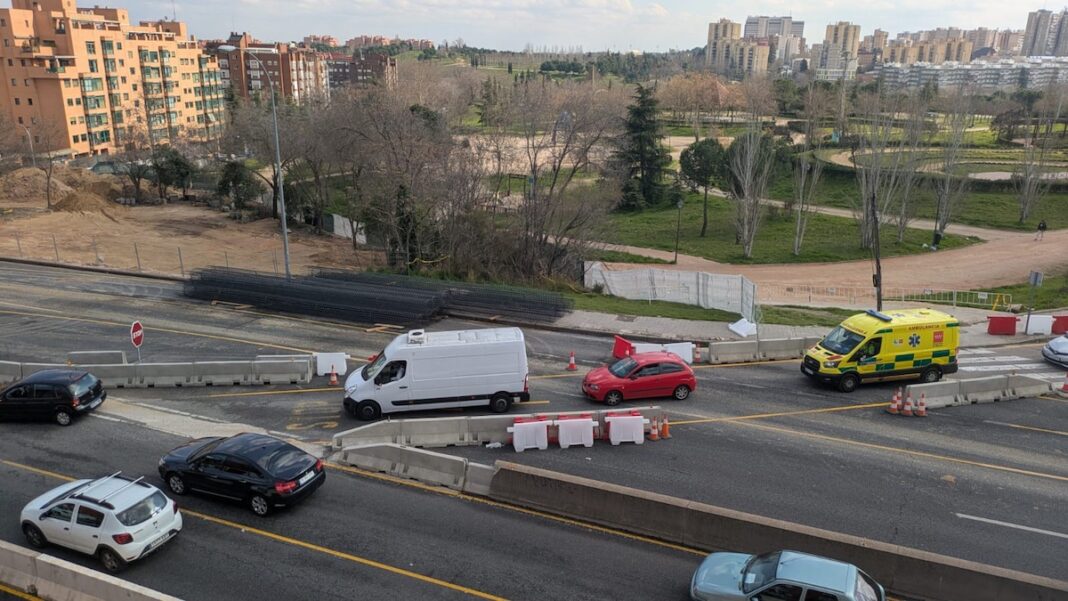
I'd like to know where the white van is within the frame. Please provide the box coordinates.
[343,327,531,420]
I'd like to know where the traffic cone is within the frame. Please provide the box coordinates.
[902,392,914,417]
[660,416,672,439]
[329,365,339,386]
[916,393,928,417]
[886,388,901,415]
[648,416,660,441]
[567,351,577,371]
[1058,373,1068,398]
[692,344,699,364]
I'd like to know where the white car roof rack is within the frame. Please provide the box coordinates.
[96,476,146,505]
[76,471,123,498]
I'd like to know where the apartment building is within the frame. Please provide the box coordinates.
[351,52,397,89]
[876,57,1068,90]
[743,16,803,38]
[1022,9,1068,56]
[303,34,338,48]
[816,21,861,80]
[885,39,973,65]
[0,0,225,158]
[705,18,769,78]
[210,33,329,104]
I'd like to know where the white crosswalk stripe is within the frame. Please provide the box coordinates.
[958,356,1032,364]
[956,351,1065,381]
[958,349,995,356]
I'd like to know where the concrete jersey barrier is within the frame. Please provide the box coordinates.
[338,443,493,494]
[0,360,22,385]
[15,357,313,389]
[907,374,1053,410]
[488,461,1068,601]
[904,380,962,409]
[706,337,813,364]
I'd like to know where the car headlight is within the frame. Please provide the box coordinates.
[823,360,840,368]
[589,383,600,391]
[158,458,166,468]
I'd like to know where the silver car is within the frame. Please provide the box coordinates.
[1042,334,1068,369]
[690,550,885,601]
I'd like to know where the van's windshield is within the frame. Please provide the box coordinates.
[821,326,866,355]
[362,351,389,381]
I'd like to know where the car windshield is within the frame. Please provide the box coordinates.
[820,326,866,355]
[742,551,780,594]
[608,357,638,378]
[256,446,308,475]
[190,438,222,462]
[361,351,389,381]
[855,573,880,601]
[68,374,98,398]
[116,491,168,526]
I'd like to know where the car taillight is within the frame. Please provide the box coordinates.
[112,533,133,545]
[315,458,323,472]
[172,501,179,514]
[71,397,80,407]
[275,480,297,494]
[524,375,529,393]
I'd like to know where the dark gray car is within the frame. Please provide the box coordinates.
[0,370,106,426]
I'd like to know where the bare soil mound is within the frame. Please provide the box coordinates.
[0,166,123,209]
[0,168,73,205]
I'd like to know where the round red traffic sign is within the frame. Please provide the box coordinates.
[130,321,144,348]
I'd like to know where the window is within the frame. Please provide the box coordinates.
[804,591,840,601]
[32,385,59,401]
[80,134,87,142]
[85,41,96,55]
[27,98,32,105]
[752,584,803,601]
[743,552,780,594]
[16,116,22,124]
[9,78,15,86]
[374,361,407,385]
[88,59,98,73]
[76,506,105,528]
[4,386,30,400]
[66,98,73,106]
[635,364,660,377]
[63,78,70,87]
[116,492,167,526]
[13,98,19,105]
[5,59,10,66]
[659,363,685,374]
[101,40,113,55]
[223,457,259,478]
[855,338,882,363]
[44,503,74,522]
[820,326,865,355]
[72,135,78,144]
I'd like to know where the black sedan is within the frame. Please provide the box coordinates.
[0,369,106,426]
[158,433,325,516]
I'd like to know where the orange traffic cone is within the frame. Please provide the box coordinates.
[916,393,928,417]
[329,365,339,386]
[902,392,914,417]
[567,351,577,371]
[1059,372,1068,397]
[648,416,660,441]
[887,388,901,415]
[660,416,672,439]
[691,344,699,364]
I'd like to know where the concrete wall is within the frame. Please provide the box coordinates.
[12,357,313,389]
[338,443,493,494]
[488,461,1068,601]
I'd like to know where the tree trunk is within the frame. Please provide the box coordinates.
[700,186,709,237]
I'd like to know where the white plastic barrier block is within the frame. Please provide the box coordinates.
[605,413,649,445]
[315,352,348,377]
[1025,315,1054,335]
[729,318,757,337]
[507,419,549,452]
[632,342,696,364]
[555,417,596,449]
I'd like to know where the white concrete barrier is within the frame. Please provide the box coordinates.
[757,338,806,360]
[1006,374,1054,398]
[314,352,348,377]
[960,375,1009,403]
[905,380,962,409]
[0,539,37,593]
[9,357,313,389]
[0,360,21,385]
[708,340,758,363]
[67,351,126,365]
[340,443,472,490]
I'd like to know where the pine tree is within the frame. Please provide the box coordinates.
[614,84,670,210]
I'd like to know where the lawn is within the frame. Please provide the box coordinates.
[566,291,859,326]
[585,249,670,264]
[986,272,1068,310]
[606,191,977,264]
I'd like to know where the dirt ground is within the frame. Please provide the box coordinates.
[0,168,376,277]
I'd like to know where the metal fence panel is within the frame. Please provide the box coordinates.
[584,262,756,321]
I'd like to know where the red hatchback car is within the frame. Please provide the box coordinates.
[582,351,697,406]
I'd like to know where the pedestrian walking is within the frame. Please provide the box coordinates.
[1035,219,1047,241]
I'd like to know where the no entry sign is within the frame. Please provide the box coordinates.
[130,321,145,349]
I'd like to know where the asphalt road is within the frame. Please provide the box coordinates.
[1,260,1066,589]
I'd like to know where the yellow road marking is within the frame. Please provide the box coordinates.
[1000,423,1068,437]
[1,460,505,601]
[529,373,584,380]
[326,463,705,557]
[0,300,62,313]
[732,421,1068,483]
[0,309,311,353]
[692,358,797,369]
[516,400,551,406]
[224,306,382,333]
[671,402,887,425]
[0,582,41,601]
[1038,395,1068,403]
[207,387,340,398]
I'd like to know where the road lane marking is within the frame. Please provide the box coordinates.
[516,400,551,406]
[984,421,1068,437]
[0,582,41,601]
[671,402,887,426]
[1038,395,1068,403]
[955,513,1068,541]
[731,422,1068,483]
[0,299,62,313]
[0,459,507,601]
[0,309,313,353]
[207,387,340,398]
[692,359,797,369]
[529,373,584,380]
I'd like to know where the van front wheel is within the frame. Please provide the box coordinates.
[489,393,512,413]
[355,400,381,421]
[837,373,860,393]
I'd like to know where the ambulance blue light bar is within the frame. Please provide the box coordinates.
[865,309,893,322]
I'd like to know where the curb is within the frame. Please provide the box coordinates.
[0,256,187,283]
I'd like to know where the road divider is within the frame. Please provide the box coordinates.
[903,375,1053,409]
[337,444,494,494]
[0,539,180,601]
[705,337,818,364]
[2,356,314,388]
[487,461,1068,601]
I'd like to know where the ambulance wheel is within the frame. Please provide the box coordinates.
[920,366,942,384]
[837,373,860,393]
[489,392,512,413]
[355,400,381,421]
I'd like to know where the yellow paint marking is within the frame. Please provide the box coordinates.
[326,463,705,557]
[0,309,311,353]
[516,400,551,406]
[671,402,887,426]
[0,300,62,313]
[732,421,1068,483]
[0,582,41,601]
[224,306,381,333]
[207,387,340,398]
[529,373,584,380]
[692,358,797,369]
[1038,395,1068,403]
[1001,423,1068,437]
[2,459,506,601]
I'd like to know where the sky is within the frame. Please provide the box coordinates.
[123,0,1039,51]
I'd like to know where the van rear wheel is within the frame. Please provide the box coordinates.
[489,392,512,413]
[355,400,381,421]
[920,366,942,383]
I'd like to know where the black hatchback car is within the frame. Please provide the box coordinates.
[158,433,325,516]
[0,370,106,426]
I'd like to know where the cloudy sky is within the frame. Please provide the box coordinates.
[126,0,1035,50]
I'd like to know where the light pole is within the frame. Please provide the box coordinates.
[19,124,37,169]
[217,45,291,280]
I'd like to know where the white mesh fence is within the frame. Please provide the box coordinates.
[584,262,757,321]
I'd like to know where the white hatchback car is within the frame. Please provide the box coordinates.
[20,472,182,572]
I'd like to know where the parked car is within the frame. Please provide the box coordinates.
[1042,334,1068,369]
[0,369,106,426]
[690,550,885,601]
[158,432,325,516]
[581,351,696,406]
[20,473,182,573]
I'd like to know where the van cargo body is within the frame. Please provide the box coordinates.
[343,328,531,420]
[802,308,960,393]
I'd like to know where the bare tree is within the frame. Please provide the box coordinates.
[112,103,155,202]
[929,85,974,245]
[222,98,301,219]
[727,77,776,259]
[792,82,831,255]
[1015,84,1067,223]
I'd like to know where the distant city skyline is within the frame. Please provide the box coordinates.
[119,0,1035,51]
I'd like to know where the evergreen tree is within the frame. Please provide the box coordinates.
[614,84,670,210]
[679,138,728,237]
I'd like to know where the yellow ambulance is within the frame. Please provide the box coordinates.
[801,308,960,392]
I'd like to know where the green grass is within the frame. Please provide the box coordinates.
[986,273,1068,310]
[567,292,860,326]
[585,249,670,264]
[606,191,977,264]
[760,305,862,327]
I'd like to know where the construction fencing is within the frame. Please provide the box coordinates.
[584,262,757,322]
[761,284,1012,310]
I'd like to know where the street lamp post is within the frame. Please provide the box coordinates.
[19,124,37,169]
[217,45,291,280]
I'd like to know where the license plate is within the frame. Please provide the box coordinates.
[146,531,173,553]
[801,366,813,375]
[298,470,315,486]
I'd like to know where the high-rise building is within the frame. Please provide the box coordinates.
[705,19,768,78]
[995,30,1025,55]
[351,52,398,89]
[209,33,329,104]
[817,21,861,80]
[743,16,804,39]
[705,19,741,68]
[885,39,973,65]
[0,0,225,158]
[1022,9,1068,56]
[966,28,998,50]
